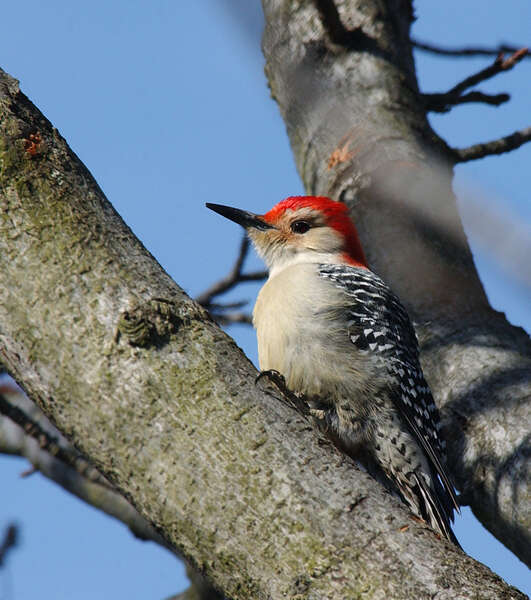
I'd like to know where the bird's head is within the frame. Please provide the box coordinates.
[206,196,367,275]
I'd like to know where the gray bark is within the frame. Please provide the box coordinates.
[0,385,167,546]
[261,0,530,566]
[0,65,526,599]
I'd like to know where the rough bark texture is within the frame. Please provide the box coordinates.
[261,0,530,566]
[0,67,526,598]
[0,386,167,546]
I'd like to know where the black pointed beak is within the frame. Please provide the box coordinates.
[206,203,274,231]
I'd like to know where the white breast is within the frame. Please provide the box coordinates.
[253,263,372,397]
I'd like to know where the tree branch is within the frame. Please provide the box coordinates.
[0,63,525,598]
[0,385,168,546]
[0,384,217,598]
[422,48,528,112]
[0,524,18,568]
[413,38,531,58]
[210,311,253,326]
[423,90,510,113]
[195,234,265,324]
[454,125,531,162]
[195,236,250,306]
[0,383,110,489]
[452,48,527,94]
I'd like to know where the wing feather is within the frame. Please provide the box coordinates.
[319,264,459,519]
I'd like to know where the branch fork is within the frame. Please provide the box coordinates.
[422,47,528,113]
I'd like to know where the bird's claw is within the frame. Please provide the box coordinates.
[255,369,310,417]
[255,369,286,388]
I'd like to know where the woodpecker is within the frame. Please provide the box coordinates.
[206,196,460,544]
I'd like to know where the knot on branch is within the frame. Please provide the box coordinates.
[117,299,182,348]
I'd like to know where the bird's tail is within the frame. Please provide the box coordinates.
[410,471,461,547]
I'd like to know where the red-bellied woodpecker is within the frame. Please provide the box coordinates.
[206,196,460,544]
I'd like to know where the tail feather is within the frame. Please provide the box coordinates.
[413,472,461,547]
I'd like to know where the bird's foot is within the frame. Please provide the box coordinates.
[255,369,286,388]
[255,370,310,417]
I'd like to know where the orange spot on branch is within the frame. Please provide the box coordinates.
[24,132,43,156]
[328,140,356,169]
[327,127,367,169]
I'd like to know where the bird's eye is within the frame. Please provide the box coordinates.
[290,220,311,234]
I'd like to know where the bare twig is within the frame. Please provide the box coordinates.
[454,125,531,162]
[413,38,531,59]
[0,385,111,489]
[0,524,18,567]
[195,234,267,318]
[422,48,528,113]
[196,235,246,305]
[208,300,249,311]
[210,311,253,326]
[451,48,527,96]
[423,91,510,113]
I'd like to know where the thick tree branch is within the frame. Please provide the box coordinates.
[454,125,531,162]
[1,384,215,598]
[262,0,530,567]
[0,67,525,598]
[0,385,167,546]
[0,383,110,488]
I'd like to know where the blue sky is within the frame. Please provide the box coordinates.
[0,2,529,598]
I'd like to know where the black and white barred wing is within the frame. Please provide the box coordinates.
[318,263,459,513]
